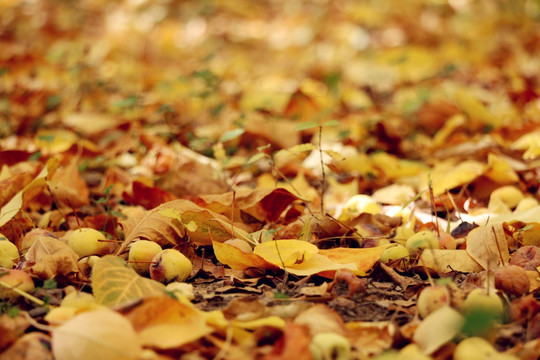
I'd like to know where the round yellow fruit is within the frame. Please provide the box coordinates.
[0,234,19,269]
[406,230,439,254]
[150,249,192,283]
[67,228,110,258]
[417,285,451,318]
[128,240,163,275]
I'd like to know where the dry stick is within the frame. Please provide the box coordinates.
[491,226,506,265]
[318,125,326,215]
[0,280,45,306]
[230,190,236,240]
[427,178,440,237]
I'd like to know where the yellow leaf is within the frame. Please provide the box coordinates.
[253,239,318,267]
[212,241,278,271]
[285,254,358,277]
[91,255,165,307]
[232,316,286,330]
[418,249,483,273]
[484,153,519,184]
[413,306,464,355]
[34,129,78,154]
[52,309,143,360]
[429,160,485,196]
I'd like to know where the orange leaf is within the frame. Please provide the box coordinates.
[123,296,213,349]
[319,246,389,275]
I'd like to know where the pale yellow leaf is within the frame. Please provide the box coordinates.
[253,239,318,267]
[418,249,483,273]
[413,306,464,355]
[466,225,510,270]
[52,309,143,360]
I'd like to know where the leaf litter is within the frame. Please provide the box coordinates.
[1,1,540,359]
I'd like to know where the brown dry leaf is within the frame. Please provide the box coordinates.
[0,333,53,360]
[119,199,251,254]
[198,187,299,222]
[158,144,228,197]
[418,249,484,274]
[319,246,389,275]
[466,224,510,270]
[23,236,79,279]
[0,160,53,228]
[51,309,143,360]
[47,155,89,209]
[123,296,213,349]
[212,240,279,271]
[262,321,312,360]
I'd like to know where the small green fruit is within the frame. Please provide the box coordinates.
[128,240,163,275]
[150,249,192,283]
[406,230,439,254]
[67,228,110,258]
[462,288,504,317]
[380,244,409,266]
[0,234,19,269]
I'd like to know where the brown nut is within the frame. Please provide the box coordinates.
[495,265,530,296]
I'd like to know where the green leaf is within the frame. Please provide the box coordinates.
[91,255,165,307]
[43,279,57,289]
[219,128,245,142]
[321,119,340,127]
[288,143,316,153]
[246,152,268,165]
[296,121,319,131]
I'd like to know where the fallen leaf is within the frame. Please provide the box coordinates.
[0,160,52,227]
[91,255,165,307]
[212,240,278,271]
[319,246,389,275]
[253,239,318,267]
[466,225,510,270]
[418,249,484,273]
[123,296,213,349]
[47,155,90,209]
[23,237,79,279]
[52,309,143,360]
[294,304,347,336]
[413,306,464,355]
[347,321,398,359]
[199,188,300,223]
[119,199,251,254]
[262,321,312,360]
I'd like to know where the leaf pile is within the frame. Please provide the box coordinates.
[1,1,540,359]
